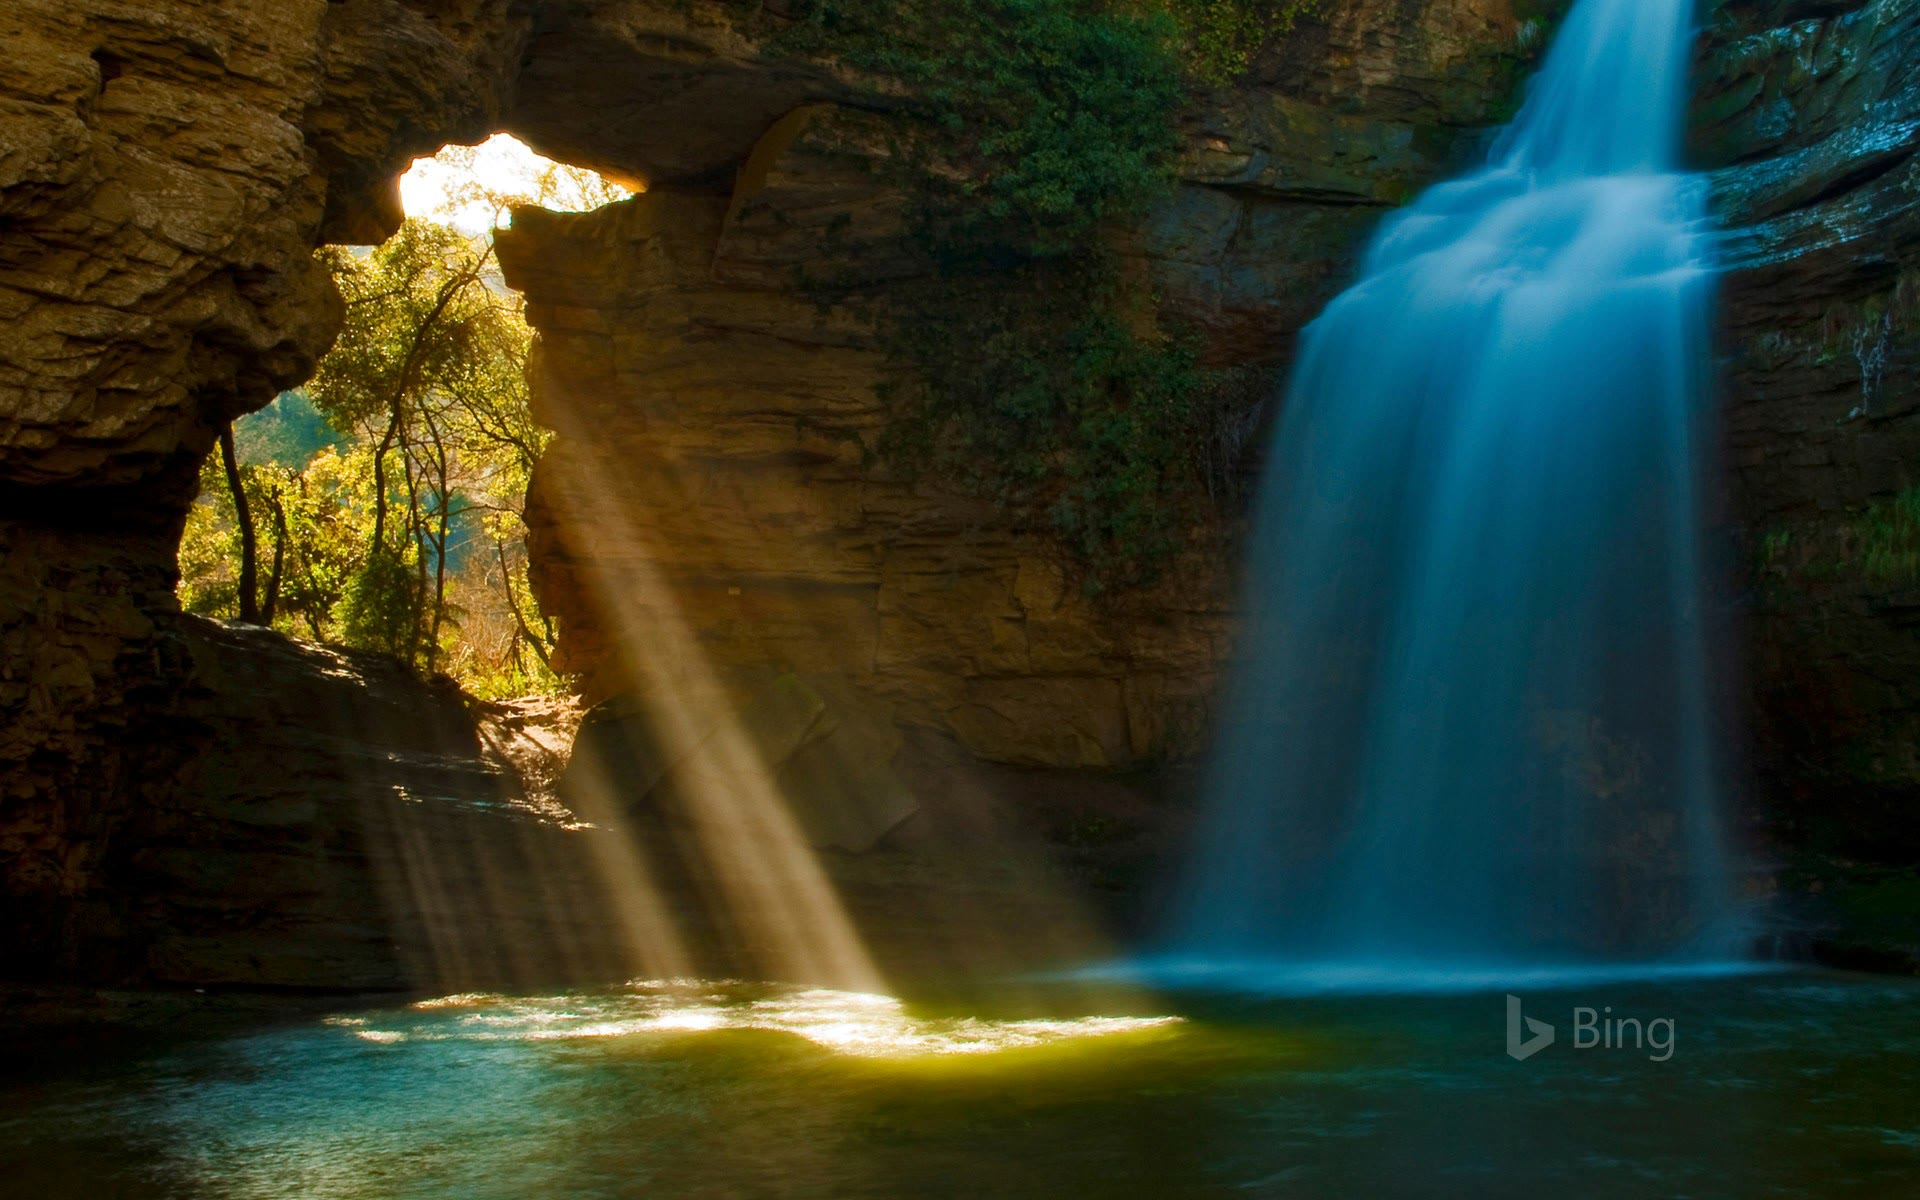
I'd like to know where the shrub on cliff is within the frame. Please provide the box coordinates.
[744,0,1291,586]
[761,0,1187,257]
[1158,0,1327,83]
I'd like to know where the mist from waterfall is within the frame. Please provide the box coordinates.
[1167,0,1737,982]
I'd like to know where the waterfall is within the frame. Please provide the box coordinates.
[1168,0,1737,980]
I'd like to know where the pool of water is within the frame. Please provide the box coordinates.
[2,970,1916,1198]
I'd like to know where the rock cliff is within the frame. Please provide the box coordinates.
[1694,0,1920,866]
[1,0,1918,992]
[2,0,527,992]
[1688,0,1920,964]
[0,0,1524,991]
[497,3,1521,769]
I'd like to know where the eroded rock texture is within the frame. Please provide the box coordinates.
[0,0,1523,990]
[1,0,535,991]
[2,617,639,992]
[4,0,1916,993]
[501,5,1522,769]
[1695,0,1920,874]
[498,170,1250,771]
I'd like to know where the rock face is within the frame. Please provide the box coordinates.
[0,0,1522,990]
[1,610,1136,996]
[498,6,1521,769]
[1693,0,1920,868]
[1,0,536,992]
[564,675,920,854]
[497,174,1243,770]
[0,0,524,491]
[0,610,637,992]
[3,0,1918,994]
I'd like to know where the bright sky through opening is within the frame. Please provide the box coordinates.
[399,133,634,234]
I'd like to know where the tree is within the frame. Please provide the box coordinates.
[307,219,553,684]
[180,444,383,641]
[178,142,624,695]
[217,423,260,623]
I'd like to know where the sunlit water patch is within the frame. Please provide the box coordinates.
[322,980,1183,1057]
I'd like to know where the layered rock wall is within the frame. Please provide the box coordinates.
[0,0,543,989]
[501,7,1522,768]
[4,0,1919,991]
[1694,0,1920,860]
[0,0,1523,989]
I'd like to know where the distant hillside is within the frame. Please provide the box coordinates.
[234,392,344,468]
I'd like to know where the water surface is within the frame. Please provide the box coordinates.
[3,972,1916,1198]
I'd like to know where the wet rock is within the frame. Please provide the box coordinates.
[1695,0,1920,859]
[3,613,642,993]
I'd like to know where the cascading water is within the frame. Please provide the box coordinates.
[1166,0,1738,983]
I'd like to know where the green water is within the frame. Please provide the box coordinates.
[2,971,1916,1198]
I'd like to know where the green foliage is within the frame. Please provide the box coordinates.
[1756,527,1792,574]
[884,264,1244,587]
[312,222,526,437]
[1752,485,1920,601]
[731,0,1281,582]
[180,445,389,638]
[233,392,345,469]
[1157,0,1326,84]
[304,218,553,683]
[440,542,561,701]
[762,0,1189,258]
[271,448,380,634]
[179,395,352,628]
[181,215,561,696]
[341,547,421,660]
[1857,486,1920,586]
[178,454,248,620]
[1049,319,1203,580]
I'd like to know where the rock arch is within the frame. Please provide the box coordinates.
[14,0,1916,989]
[0,0,1528,989]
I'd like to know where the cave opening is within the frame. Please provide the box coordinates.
[167,125,947,997]
[174,135,633,697]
